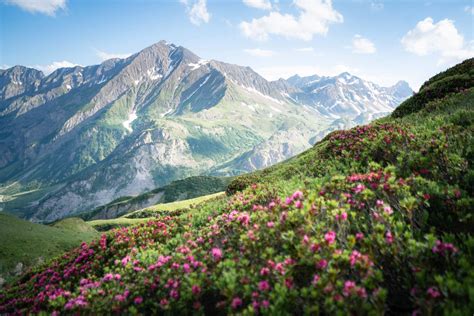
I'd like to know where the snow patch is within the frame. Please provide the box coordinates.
[161,107,174,117]
[241,85,283,104]
[66,84,72,90]
[188,59,209,71]
[123,110,137,133]
[147,68,163,81]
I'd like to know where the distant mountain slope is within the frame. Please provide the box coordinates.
[0,41,411,221]
[284,72,412,119]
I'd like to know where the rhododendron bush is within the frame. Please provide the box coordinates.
[1,61,473,314]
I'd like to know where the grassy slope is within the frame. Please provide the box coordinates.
[88,192,224,231]
[1,60,473,314]
[80,176,231,220]
[0,214,99,283]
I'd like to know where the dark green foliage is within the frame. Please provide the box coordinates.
[392,58,473,118]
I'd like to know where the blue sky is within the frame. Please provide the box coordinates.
[1,0,473,90]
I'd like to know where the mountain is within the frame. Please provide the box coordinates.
[1,59,471,314]
[284,72,412,119]
[0,41,411,222]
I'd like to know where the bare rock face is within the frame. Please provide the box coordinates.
[0,41,411,221]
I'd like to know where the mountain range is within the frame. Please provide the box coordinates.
[0,41,412,221]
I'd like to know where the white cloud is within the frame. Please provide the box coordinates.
[1,65,10,70]
[239,0,343,41]
[294,47,314,52]
[401,17,473,65]
[465,6,474,15]
[5,0,66,16]
[351,35,376,54]
[370,1,384,11]
[181,0,211,26]
[34,61,79,74]
[243,48,275,57]
[96,50,131,61]
[243,0,272,10]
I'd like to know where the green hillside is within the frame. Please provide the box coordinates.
[1,60,473,314]
[80,176,231,220]
[88,192,224,231]
[0,214,99,285]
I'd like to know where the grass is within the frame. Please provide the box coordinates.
[0,213,99,284]
[88,192,225,230]
[126,192,225,217]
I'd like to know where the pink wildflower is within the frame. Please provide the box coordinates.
[211,248,223,261]
[267,221,275,228]
[385,231,394,244]
[258,280,271,291]
[317,259,328,269]
[292,190,304,200]
[343,280,356,296]
[312,274,320,285]
[192,285,201,295]
[427,287,441,299]
[134,297,143,304]
[325,231,336,244]
[231,297,242,309]
[295,200,303,209]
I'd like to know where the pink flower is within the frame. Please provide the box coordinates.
[349,250,361,266]
[376,200,384,207]
[231,297,242,309]
[192,285,201,295]
[134,297,143,304]
[317,259,328,269]
[325,231,336,244]
[385,231,394,244]
[121,255,130,266]
[260,267,270,276]
[292,190,304,200]
[183,263,191,273]
[170,289,179,299]
[285,197,293,205]
[432,240,458,255]
[238,213,250,226]
[258,280,271,291]
[267,221,274,228]
[115,294,126,302]
[355,232,364,241]
[295,200,303,209]
[312,274,320,285]
[211,248,223,261]
[383,206,393,215]
[353,184,366,194]
[160,298,169,307]
[427,287,441,298]
[343,280,356,296]
[303,234,310,244]
[336,212,348,221]
[261,300,270,308]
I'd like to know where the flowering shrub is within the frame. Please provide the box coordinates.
[0,66,473,314]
